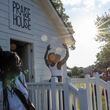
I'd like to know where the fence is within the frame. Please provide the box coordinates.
[27,74,110,110]
[71,74,110,110]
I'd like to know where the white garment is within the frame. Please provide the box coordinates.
[0,72,28,110]
[49,64,63,77]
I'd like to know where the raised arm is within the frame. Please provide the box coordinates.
[44,45,51,67]
[57,44,69,68]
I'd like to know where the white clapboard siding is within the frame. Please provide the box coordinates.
[0,0,8,5]
[0,9,8,19]
[0,2,8,12]
[0,0,59,39]
[0,32,10,50]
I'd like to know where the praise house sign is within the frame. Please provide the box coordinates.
[9,0,32,33]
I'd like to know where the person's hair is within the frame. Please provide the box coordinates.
[0,50,22,75]
[48,52,55,56]
[55,54,61,58]
[48,52,55,59]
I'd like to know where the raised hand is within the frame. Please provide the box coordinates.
[47,44,51,50]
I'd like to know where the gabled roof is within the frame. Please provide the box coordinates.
[38,0,75,48]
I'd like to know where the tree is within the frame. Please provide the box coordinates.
[67,66,84,78]
[50,0,74,33]
[95,12,110,42]
[95,10,110,70]
[95,43,110,70]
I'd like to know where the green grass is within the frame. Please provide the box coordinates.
[102,95,107,110]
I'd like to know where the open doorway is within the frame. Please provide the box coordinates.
[10,39,34,82]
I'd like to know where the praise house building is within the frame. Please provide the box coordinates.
[0,0,75,82]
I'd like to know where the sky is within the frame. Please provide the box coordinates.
[61,0,110,67]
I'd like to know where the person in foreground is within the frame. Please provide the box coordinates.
[0,47,35,110]
[44,43,69,82]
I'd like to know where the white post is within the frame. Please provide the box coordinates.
[64,77,70,110]
[85,75,93,110]
[74,96,79,110]
[45,90,48,110]
[79,88,88,110]
[95,73,102,110]
[107,81,110,110]
[59,90,63,110]
[28,85,37,109]
[42,86,48,110]
[48,89,52,110]
[51,77,59,110]
[40,86,44,110]
[37,86,42,110]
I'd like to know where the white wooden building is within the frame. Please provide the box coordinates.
[0,0,75,82]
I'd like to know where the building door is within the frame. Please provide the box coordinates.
[10,39,34,82]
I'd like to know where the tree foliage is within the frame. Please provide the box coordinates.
[95,10,110,70]
[50,0,73,32]
[95,11,110,42]
[67,66,84,78]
